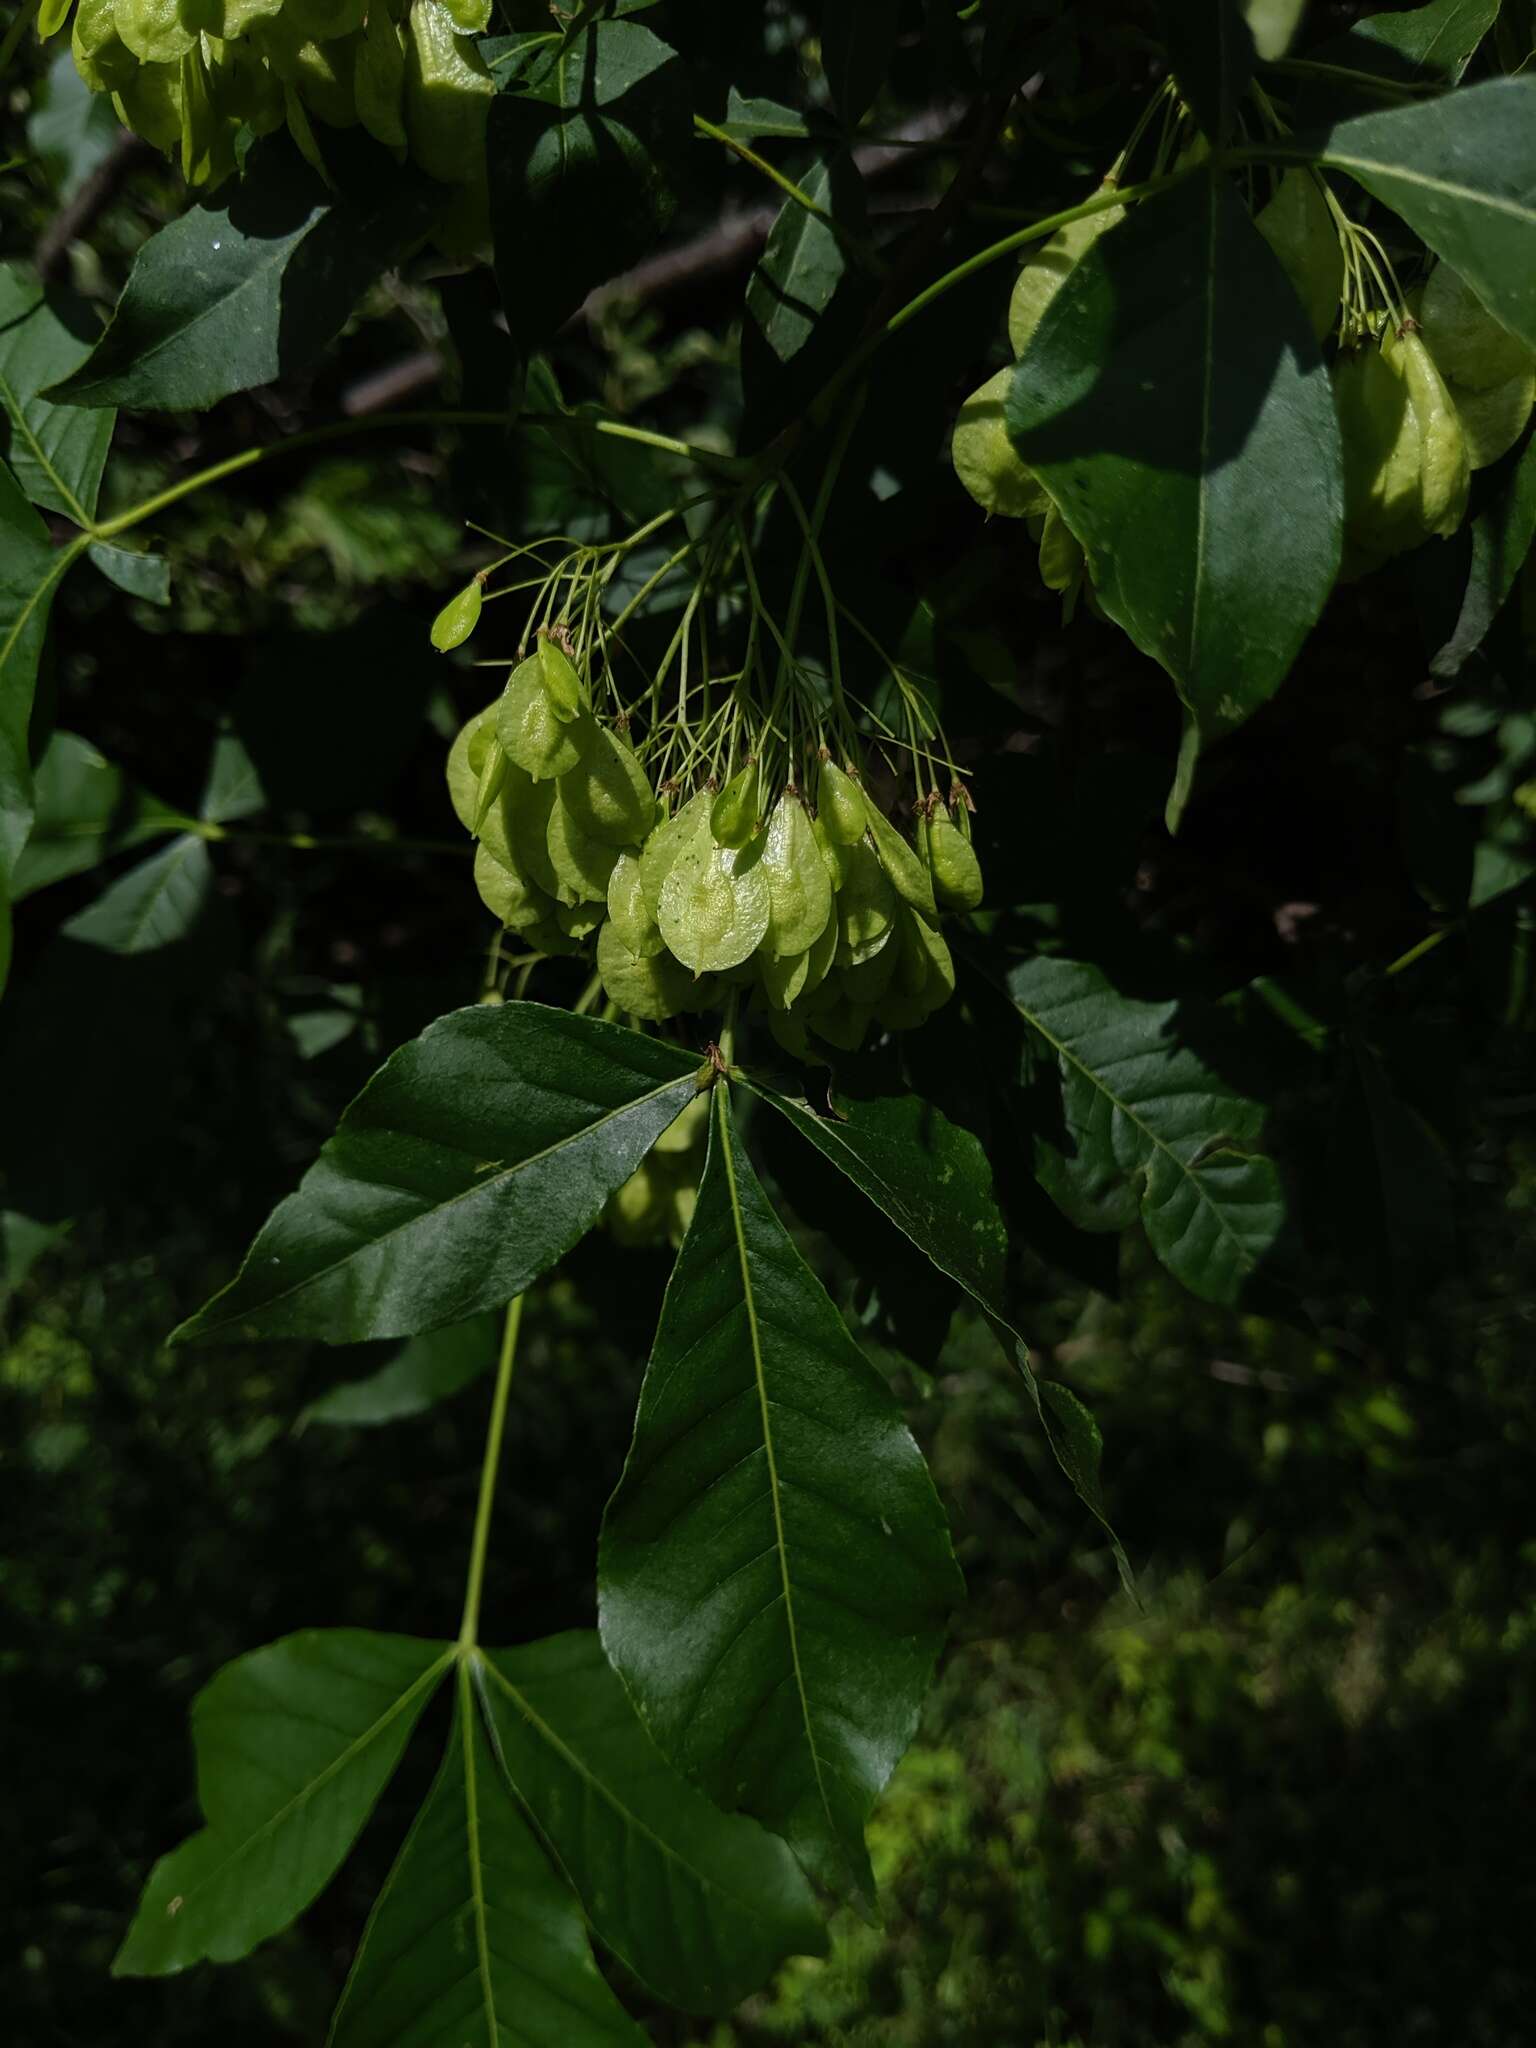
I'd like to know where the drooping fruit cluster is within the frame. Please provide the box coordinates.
[1335,263,1536,577]
[52,0,492,233]
[443,626,982,1060]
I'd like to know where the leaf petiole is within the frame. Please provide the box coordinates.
[458,1296,524,1651]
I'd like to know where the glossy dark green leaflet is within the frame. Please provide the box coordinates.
[600,1088,962,1904]
[744,1073,1133,1596]
[477,1631,826,2014]
[174,1004,707,1346]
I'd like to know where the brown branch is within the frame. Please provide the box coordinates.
[35,129,156,283]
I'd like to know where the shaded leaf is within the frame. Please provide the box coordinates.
[1007,172,1342,819]
[717,88,813,141]
[1006,954,1287,1306]
[746,1073,1133,1594]
[599,1089,962,1903]
[489,20,689,356]
[87,540,171,606]
[1430,430,1536,677]
[115,1631,452,1976]
[62,834,212,954]
[175,1005,706,1346]
[328,1673,647,2048]
[1160,0,1255,142]
[199,731,267,825]
[822,0,899,128]
[1,1208,68,1307]
[1302,81,1536,354]
[1330,1030,1456,1306]
[302,1312,502,1427]
[1,459,75,956]
[46,134,435,411]
[1348,0,1498,80]
[9,730,181,900]
[0,264,114,523]
[478,1631,827,2014]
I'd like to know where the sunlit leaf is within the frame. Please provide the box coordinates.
[600,1089,962,1903]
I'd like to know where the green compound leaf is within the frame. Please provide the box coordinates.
[1007,169,1342,823]
[62,834,212,954]
[0,264,115,523]
[1296,80,1536,356]
[115,1631,452,1977]
[745,1074,1132,1596]
[599,1089,962,1905]
[489,19,689,357]
[1,458,77,990]
[328,1669,647,2048]
[477,1631,826,2015]
[8,729,181,900]
[1007,954,1287,1308]
[45,133,435,411]
[174,1005,706,1347]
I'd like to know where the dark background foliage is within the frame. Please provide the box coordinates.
[3,2,1535,2043]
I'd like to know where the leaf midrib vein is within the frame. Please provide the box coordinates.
[716,1093,839,1843]
[458,1668,501,2044]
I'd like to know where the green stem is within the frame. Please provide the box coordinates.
[521,410,744,474]
[458,1296,524,1651]
[719,989,739,1069]
[194,820,468,857]
[692,114,835,225]
[91,412,516,543]
[1266,55,1437,99]
[1383,926,1452,978]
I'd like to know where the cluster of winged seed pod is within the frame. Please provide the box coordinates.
[603,1090,709,1249]
[54,0,492,236]
[949,181,1125,615]
[1335,264,1536,578]
[444,629,984,1058]
[951,166,1352,617]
